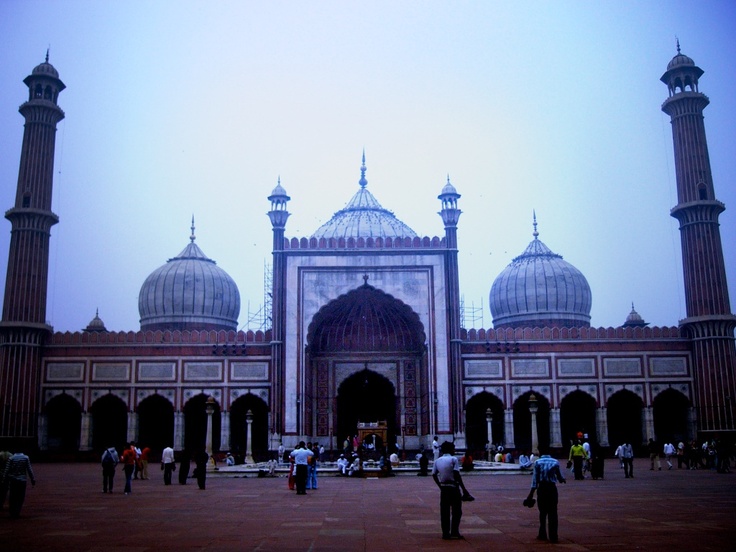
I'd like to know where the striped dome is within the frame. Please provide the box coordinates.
[138,229,240,331]
[489,226,591,329]
[311,155,417,240]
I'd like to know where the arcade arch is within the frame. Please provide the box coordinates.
[560,390,597,446]
[137,393,174,456]
[45,393,81,452]
[513,391,550,453]
[183,394,221,453]
[230,393,269,462]
[90,393,127,452]
[464,391,505,456]
[607,390,644,451]
[653,388,691,443]
[336,369,397,450]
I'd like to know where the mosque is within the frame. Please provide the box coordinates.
[0,47,734,459]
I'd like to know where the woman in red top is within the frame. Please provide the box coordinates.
[121,442,136,494]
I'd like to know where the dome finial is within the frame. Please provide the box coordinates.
[359,150,368,188]
[45,47,50,63]
[190,215,196,243]
[676,36,681,54]
[532,210,539,239]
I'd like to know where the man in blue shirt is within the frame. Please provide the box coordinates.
[526,449,565,543]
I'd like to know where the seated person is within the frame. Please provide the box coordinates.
[225,453,235,466]
[267,458,277,475]
[505,451,513,463]
[348,456,362,476]
[389,452,400,466]
[518,452,533,469]
[494,452,504,462]
[336,454,349,475]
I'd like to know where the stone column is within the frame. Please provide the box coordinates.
[528,394,539,456]
[244,410,255,464]
[205,397,215,462]
[549,408,562,448]
[174,411,185,451]
[485,408,493,460]
[504,408,515,449]
[643,406,654,446]
[37,413,48,451]
[126,411,138,444]
[79,412,92,451]
[596,407,609,447]
[220,410,230,452]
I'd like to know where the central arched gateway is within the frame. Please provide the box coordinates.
[305,283,428,451]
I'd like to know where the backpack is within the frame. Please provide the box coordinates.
[102,449,116,465]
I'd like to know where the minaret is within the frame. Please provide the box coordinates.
[438,176,463,441]
[0,54,65,447]
[661,44,736,434]
[267,178,290,445]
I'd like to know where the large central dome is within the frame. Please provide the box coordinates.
[311,155,418,240]
[489,219,592,329]
[138,223,240,331]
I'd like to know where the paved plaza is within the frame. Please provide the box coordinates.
[1,459,735,551]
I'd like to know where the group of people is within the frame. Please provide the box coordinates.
[101,442,210,495]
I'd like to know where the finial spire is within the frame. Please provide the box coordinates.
[676,37,681,54]
[190,215,196,243]
[359,150,368,188]
[45,47,49,63]
[532,210,539,239]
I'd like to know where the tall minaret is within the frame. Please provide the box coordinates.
[0,54,65,448]
[267,178,290,446]
[438,176,463,442]
[661,44,736,435]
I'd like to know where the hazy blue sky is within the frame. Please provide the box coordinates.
[0,1,734,332]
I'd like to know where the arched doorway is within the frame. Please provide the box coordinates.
[560,390,597,447]
[306,283,427,445]
[230,394,269,462]
[653,388,690,443]
[45,394,82,452]
[184,394,221,453]
[138,394,174,458]
[513,392,550,453]
[464,392,505,457]
[90,394,128,453]
[607,390,644,452]
[336,369,397,452]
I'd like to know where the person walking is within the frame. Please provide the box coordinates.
[432,441,471,540]
[289,441,314,495]
[121,442,137,494]
[568,439,587,480]
[194,448,209,490]
[648,438,662,470]
[2,451,36,518]
[306,444,319,490]
[663,441,676,470]
[140,445,151,479]
[161,445,175,485]
[621,442,634,478]
[525,449,566,543]
[101,445,119,493]
[178,450,191,484]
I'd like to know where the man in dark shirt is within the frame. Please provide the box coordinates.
[526,450,566,543]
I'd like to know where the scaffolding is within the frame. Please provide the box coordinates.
[242,260,272,332]
[460,295,485,330]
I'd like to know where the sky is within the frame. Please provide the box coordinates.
[0,1,734,333]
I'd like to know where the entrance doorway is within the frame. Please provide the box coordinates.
[336,369,397,452]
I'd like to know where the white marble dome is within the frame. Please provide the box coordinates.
[489,224,591,329]
[138,226,240,331]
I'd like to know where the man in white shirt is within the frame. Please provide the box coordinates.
[432,437,440,462]
[289,441,314,495]
[161,445,175,485]
[663,442,676,470]
[432,441,470,540]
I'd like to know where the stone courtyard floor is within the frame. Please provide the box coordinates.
[1,459,734,551]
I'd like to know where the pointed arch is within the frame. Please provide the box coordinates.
[90,393,128,453]
[45,393,82,453]
[230,393,270,462]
